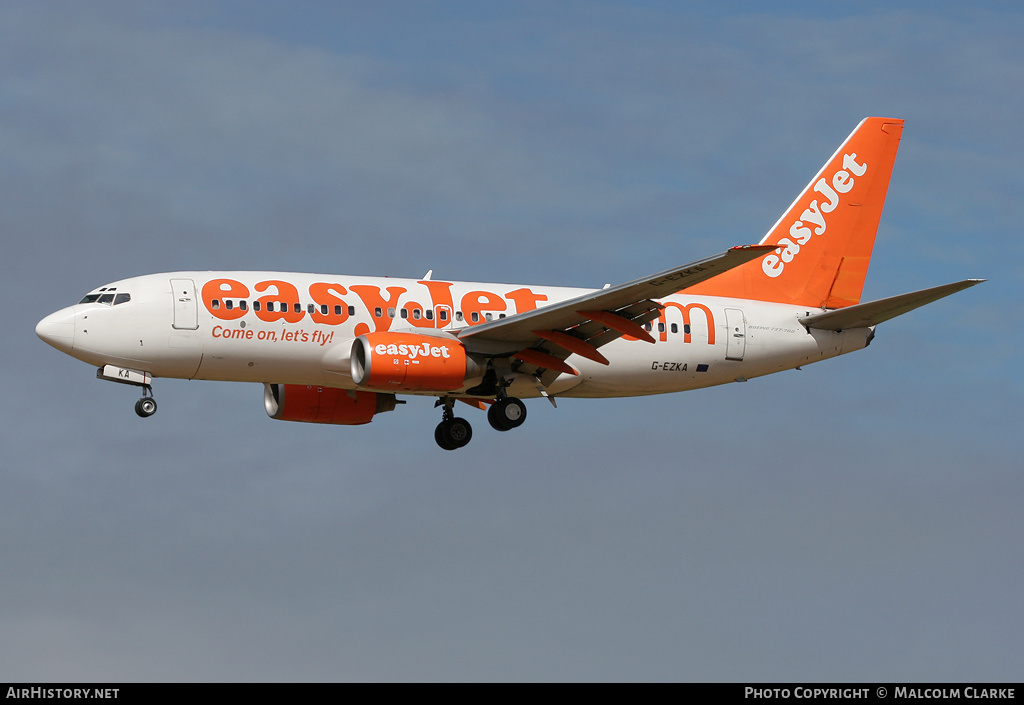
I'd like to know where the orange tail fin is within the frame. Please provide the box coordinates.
[688,117,904,308]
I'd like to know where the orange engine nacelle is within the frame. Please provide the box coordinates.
[350,332,484,392]
[264,383,397,425]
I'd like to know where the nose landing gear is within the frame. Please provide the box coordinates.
[96,365,158,419]
[134,387,157,418]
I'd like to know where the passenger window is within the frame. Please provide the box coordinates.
[485,313,493,322]
[374,307,382,318]
[412,309,421,320]
[307,304,315,314]
[348,306,356,316]
[671,323,678,334]
[658,322,665,333]
[267,302,275,312]
[253,301,261,311]
[321,305,329,315]
[645,322,652,331]
[334,305,342,315]
[239,300,247,311]
[455,312,463,322]
[470,312,479,323]
[211,299,221,310]
[293,303,301,314]
[387,307,396,318]
[225,300,234,310]
[400,308,408,319]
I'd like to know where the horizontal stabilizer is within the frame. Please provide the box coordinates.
[799,279,985,330]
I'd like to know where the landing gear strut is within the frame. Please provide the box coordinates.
[434,398,473,450]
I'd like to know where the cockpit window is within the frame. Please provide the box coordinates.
[79,291,132,305]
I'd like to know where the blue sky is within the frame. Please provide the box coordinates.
[2,1,1021,681]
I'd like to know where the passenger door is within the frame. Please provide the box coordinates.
[170,278,199,330]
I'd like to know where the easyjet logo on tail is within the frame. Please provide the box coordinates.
[761,153,867,278]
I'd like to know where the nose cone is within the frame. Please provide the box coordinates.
[36,307,76,354]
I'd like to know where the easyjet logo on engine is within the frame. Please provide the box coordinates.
[761,153,867,278]
[352,332,476,392]
[374,342,452,359]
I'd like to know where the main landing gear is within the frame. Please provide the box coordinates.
[434,395,528,450]
[487,397,526,432]
[435,398,473,451]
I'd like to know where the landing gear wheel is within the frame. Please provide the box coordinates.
[135,397,157,418]
[488,397,526,431]
[435,423,455,450]
[435,417,473,450]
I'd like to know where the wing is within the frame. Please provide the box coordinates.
[457,244,775,385]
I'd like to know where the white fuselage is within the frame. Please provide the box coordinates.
[38,271,872,399]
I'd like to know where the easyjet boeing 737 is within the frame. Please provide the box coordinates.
[37,118,982,449]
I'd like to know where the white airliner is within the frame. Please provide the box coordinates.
[37,118,982,449]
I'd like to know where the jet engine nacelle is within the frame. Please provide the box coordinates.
[351,332,484,391]
[264,383,396,425]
